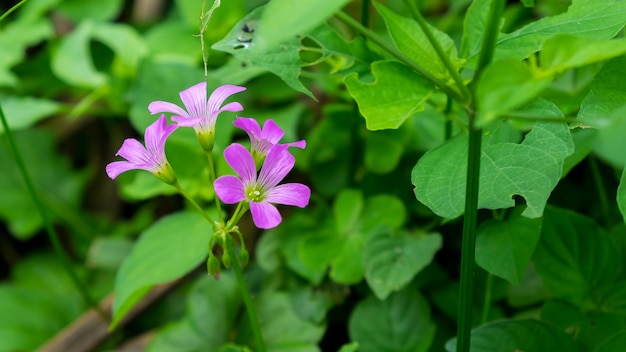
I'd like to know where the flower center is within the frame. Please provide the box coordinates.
[246,185,265,202]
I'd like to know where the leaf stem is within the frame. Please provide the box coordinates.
[0,0,28,23]
[206,151,225,224]
[481,272,493,324]
[589,155,612,226]
[335,11,464,102]
[0,103,107,321]
[224,234,266,352]
[173,182,217,229]
[361,0,371,27]
[403,0,470,101]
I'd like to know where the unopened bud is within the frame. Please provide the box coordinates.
[239,247,249,268]
[221,251,231,269]
[207,255,221,280]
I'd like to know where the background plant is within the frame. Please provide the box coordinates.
[1,0,626,351]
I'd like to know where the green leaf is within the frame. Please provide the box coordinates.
[253,292,326,352]
[412,122,574,219]
[363,229,442,300]
[337,342,359,352]
[534,207,621,305]
[596,331,626,352]
[364,131,405,173]
[445,319,580,352]
[476,59,552,124]
[578,56,626,127]
[0,96,60,134]
[345,60,435,130]
[212,7,314,98]
[333,189,364,234]
[254,0,351,53]
[540,35,626,75]
[460,0,493,59]
[469,0,626,63]
[475,207,542,285]
[619,166,626,225]
[349,288,436,352]
[57,0,123,22]
[374,2,463,79]
[591,104,626,169]
[111,212,213,329]
[0,129,87,239]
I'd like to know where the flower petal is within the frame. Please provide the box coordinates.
[257,145,294,189]
[219,102,244,113]
[260,119,284,145]
[285,140,306,149]
[233,116,261,138]
[171,116,202,127]
[250,201,282,229]
[115,139,150,164]
[179,82,208,118]
[106,161,137,179]
[208,85,247,113]
[214,175,247,204]
[144,115,177,155]
[148,101,189,117]
[223,143,256,183]
[265,183,310,208]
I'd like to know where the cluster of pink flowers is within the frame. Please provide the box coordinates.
[106,82,310,229]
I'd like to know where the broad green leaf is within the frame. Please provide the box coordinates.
[338,342,359,352]
[144,22,201,65]
[596,332,626,352]
[0,129,87,239]
[540,35,626,75]
[578,56,626,127]
[87,237,133,270]
[360,194,406,232]
[412,122,574,219]
[349,288,436,352]
[364,132,404,173]
[476,207,542,285]
[476,59,552,124]
[111,212,213,329]
[534,207,621,305]
[363,229,442,300]
[252,292,326,352]
[333,189,364,234]
[619,166,626,225]
[591,104,626,168]
[0,96,60,134]
[306,24,375,76]
[541,300,626,351]
[147,274,241,352]
[89,22,146,77]
[0,17,52,86]
[212,7,314,98]
[445,319,580,352]
[467,0,626,63]
[374,2,463,79]
[254,0,351,53]
[345,60,435,130]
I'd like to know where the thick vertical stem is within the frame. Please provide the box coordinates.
[225,235,266,352]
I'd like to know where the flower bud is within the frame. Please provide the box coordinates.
[221,250,231,269]
[207,255,221,280]
[238,247,249,268]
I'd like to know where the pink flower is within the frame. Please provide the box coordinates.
[148,82,246,151]
[214,143,310,229]
[106,115,178,184]
[233,116,305,165]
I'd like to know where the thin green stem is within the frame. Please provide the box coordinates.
[206,151,225,224]
[444,96,453,140]
[335,11,464,103]
[0,103,106,320]
[481,273,493,324]
[173,182,217,228]
[225,234,265,352]
[403,0,470,101]
[0,0,28,23]
[589,156,612,226]
[361,0,371,27]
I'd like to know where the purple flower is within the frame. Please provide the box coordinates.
[233,116,305,165]
[106,115,178,184]
[214,143,310,229]
[148,82,246,151]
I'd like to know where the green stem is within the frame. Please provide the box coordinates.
[403,0,470,101]
[173,182,217,228]
[481,272,493,324]
[444,96,453,140]
[0,0,28,23]
[225,234,265,352]
[361,0,371,27]
[335,11,464,103]
[0,103,106,320]
[589,156,612,226]
[471,0,506,89]
[206,152,225,224]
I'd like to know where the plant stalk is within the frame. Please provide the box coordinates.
[225,234,266,352]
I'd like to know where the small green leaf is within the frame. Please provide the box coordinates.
[57,0,123,22]
[476,59,552,124]
[254,0,351,53]
[534,207,621,305]
[412,122,574,219]
[596,331,626,352]
[445,319,580,352]
[0,96,60,134]
[345,60,435,130]
[111,212,213,329]
[578,56,626,127]
[338,342,359,352]
[476,207,543,285]
[349,288,436,352]
[460,0,493,59]
[365,132,404,174]
[333,189,364,234]
[374,2,463,79]
[364,229,442,300]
